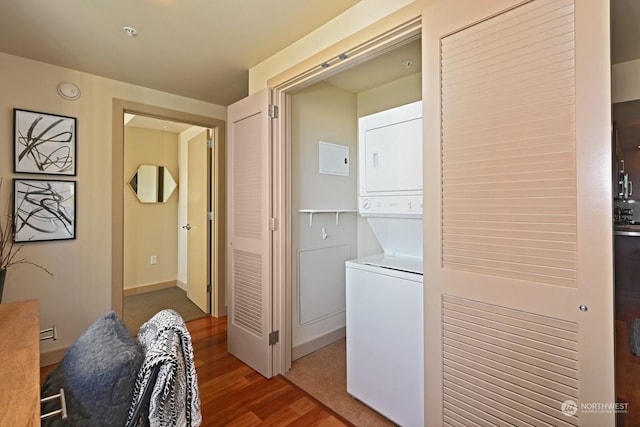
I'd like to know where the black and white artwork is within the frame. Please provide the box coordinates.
[13,179,76,242]
[14,108,76,175]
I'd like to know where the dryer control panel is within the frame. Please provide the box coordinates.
[359,195,423,217]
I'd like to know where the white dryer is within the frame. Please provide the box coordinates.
[346,100,424,427]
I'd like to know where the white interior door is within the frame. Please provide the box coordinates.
[227,88,273,378]
[186,130,209,312]
[423,0,614,425]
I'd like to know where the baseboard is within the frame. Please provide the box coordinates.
[292,326,346,361]
[123,280,177,296]
[41,347,67,367]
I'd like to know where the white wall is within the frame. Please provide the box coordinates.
[0,51,225,362]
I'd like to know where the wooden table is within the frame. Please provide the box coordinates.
[0,299,40,426]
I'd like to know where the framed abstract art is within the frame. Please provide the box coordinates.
[13,179,76,242]
[14,108,77,176]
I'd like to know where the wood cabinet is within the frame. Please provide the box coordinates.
[0,300,40,426]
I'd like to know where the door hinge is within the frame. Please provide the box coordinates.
[207,211,213,221]
[269,217,278,231]
[268,104,279,119]
[207,284,212,293]
[207,138,213,149]
[269,330,279,346]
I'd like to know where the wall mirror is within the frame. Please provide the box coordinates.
[129,164,178,203]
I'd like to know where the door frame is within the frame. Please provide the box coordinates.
[111,99,227,318]
[267,5,423,374]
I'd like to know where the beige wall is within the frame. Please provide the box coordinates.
[291,81,358,353]
[357,72,421,117]
[124,127,179,291]
[292,82,358,211]
[0,52,225,363]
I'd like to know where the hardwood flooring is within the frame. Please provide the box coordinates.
[41,316,354,427]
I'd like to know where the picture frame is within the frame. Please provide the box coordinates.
[13,108,77,176]
[13,179,76,242]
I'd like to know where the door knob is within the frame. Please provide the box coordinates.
[183,224,192,230]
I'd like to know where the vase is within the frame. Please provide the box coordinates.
[0,269,5,303]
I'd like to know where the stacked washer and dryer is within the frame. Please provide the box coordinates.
[346,100,424,427]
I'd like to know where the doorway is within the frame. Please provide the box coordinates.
[267,16,423,377]
[288,38,423,361]
[111,99,227,327]
[281,36,422,426]
[122,114,210,333]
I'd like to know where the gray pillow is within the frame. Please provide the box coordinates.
[41,311,144,427]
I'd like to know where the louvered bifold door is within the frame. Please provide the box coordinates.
[227,89,273,378]
[424,0,614,425]
[441,0,578,287]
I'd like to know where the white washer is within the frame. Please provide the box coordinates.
[346,254,424,427]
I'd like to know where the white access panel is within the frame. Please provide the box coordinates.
[359,101,423,197]
[318,141,349,176]
[346,262,424,427]
[298,245,349,324]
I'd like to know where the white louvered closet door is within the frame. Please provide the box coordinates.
[227,89,273,378]
[423,0,613,426]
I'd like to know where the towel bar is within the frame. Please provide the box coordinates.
[41,388,67,421]
[40,325,57,341]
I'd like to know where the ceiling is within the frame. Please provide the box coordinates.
[324,38,422,94]
[124,38,422,132]
[0,0,360,106]
[1,2,632,107]
[125,113,195,134]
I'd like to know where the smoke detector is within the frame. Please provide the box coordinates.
[57,82,81,100]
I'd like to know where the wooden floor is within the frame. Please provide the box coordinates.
[41,316,354,427]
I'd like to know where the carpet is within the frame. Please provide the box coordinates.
[124,286,207,335]
[285,338,397,427]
